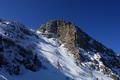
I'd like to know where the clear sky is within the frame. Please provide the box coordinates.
[0,0,120,53]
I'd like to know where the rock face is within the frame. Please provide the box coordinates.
[38,20,120,79]
[0,19,120,80]
[38,20,80,63]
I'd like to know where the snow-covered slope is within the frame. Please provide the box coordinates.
[0,20,68,80]
[35,32,114,80]
[0,19,120,80]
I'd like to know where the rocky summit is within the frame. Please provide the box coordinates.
[0,19,120,80]
[38,20,120,79]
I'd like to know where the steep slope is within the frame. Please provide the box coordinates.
[0,19,41,74]
[0,19,120,80]
[38,20,120,80]
[36,32,114,80]
[0,20,68,80]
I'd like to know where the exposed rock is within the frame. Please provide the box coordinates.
[38,20,80,63]
[0,19,120,79]
[0,20,42,75]
[38,20,120,79]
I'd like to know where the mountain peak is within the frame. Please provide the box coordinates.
[38,20,76,36]
[0,19,120,80]
[38,20,82,62]
[37,20,120,79]
[38,20,97,62]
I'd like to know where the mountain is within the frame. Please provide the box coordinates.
[0,19,120,80]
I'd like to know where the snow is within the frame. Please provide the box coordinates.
[94,53,101,61]
[34,32,113,80]
[0,28,5,36]
[36,30,42,34]
[0,75,8,80]
[0,22,114,80]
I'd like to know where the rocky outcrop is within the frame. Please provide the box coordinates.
[38,20,81,63]
[0,20,41,75]
[0,19,120,79]
[38,20,120,79]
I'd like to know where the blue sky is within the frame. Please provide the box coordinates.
[0,0,120,53]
